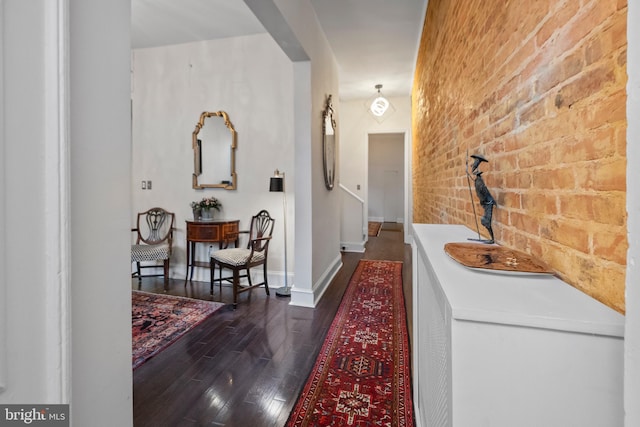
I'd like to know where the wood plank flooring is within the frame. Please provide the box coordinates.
[132,222,412,427]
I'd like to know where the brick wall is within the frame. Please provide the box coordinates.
[412,0,628,312]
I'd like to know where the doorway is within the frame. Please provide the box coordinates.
[368,133,405,224]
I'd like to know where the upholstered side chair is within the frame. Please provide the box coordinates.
[131,207,175,286]
[210,209,274,308]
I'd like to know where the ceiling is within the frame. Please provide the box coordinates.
[131,0,427,101]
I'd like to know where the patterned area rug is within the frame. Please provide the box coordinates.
[368,221,382,236]
[132,291,225,369]
[287,260,413,426]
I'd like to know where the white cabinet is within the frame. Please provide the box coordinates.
[411,224,624,427]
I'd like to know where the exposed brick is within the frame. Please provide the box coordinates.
[518,144,551,169]
[536,1,580,48]
[563,49,585,80]
[556,66,616,109]
[587,158,627,191]
[537,62,563,95]
[532,167,576,190]
[510,211,540,236]
[558,2,617,54]
[559,192,625,225]
[593,228,628,264]
[551,127,616,163]
[504,171,532,189]
[580,90,626,129]
[498,190,522,210]
[541,218,590,253]
[413,0,627,313]
[520,98,548,125]
[522,192,558,216]
[585,35,604,66]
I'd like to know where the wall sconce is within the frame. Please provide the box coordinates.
[365,84,395,123]
[269,169,290,297]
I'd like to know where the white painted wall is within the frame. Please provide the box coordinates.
[69,0,133,425]
[0,0,5,394]
[626,1,639,425]
[2,0,50,401]
[264,0,342,307]
[1,0,133,425]
[131,34,295,285]
[339,96,413,244]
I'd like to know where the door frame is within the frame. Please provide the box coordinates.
[365,130,412,243]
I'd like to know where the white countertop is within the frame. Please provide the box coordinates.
[412,223,625,338]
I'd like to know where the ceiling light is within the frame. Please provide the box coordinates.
[365,84,395,123]
[370,84,389,116]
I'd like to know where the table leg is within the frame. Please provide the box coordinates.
[185,241,194,283]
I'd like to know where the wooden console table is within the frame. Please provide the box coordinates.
[185,219,239,282]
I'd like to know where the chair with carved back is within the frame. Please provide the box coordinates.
[210,210,274,308]
[131,207,175,286]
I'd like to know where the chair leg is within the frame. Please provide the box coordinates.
[232,268,240,309]
[210,260,215,295]
[218,265,223,295]
[246,267,253,287]
[263,262,270,295]
[163,259,170,289]
[136,262,142,283]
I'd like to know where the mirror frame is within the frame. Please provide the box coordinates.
[322,94,336,190]
[192,111,237,190]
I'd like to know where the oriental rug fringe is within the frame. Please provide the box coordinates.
[368,221,383,236]
[132,291,224,369]
[287,260,414,426]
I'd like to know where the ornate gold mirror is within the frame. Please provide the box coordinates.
[192,111,237,190]
[322,95,336,190]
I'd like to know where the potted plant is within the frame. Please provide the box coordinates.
[191,197,221,220]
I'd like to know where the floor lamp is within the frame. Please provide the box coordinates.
[269,169,290,297]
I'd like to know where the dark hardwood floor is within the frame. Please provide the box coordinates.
[132,222,412,427]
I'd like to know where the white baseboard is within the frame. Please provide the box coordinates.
[340,241,366,253]
[290,254,342,308]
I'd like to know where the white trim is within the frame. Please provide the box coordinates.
[288,287,316,308]
[290,254,342,308]
[626,1,640,424]
[43,0,71,403]
[339,183,364,204]
[403,129,412,244]
[365,129,412,243]
[0,0,6,395]
[341,242,366,253]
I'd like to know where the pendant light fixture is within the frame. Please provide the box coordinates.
[370,84,389,116]
[366,84,395,123]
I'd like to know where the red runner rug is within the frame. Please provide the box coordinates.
[132,291,224,369]
[368,221,382,236]
[287,260,414,426]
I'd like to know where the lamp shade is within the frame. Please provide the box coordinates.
[270,176,284,192]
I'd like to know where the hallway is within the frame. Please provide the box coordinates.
[132,223,412,426]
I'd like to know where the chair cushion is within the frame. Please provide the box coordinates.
[211,248,265,267]
[131,243,170,262]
